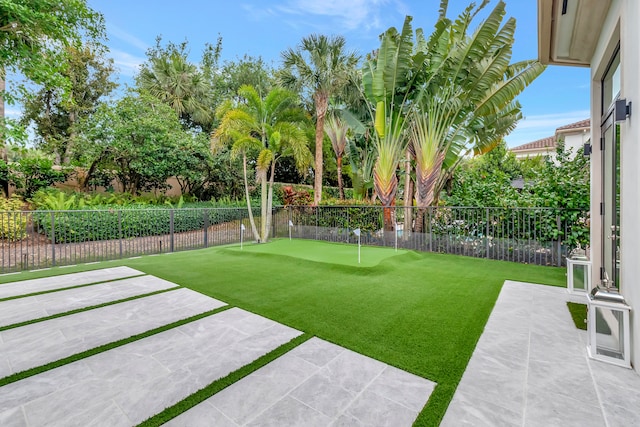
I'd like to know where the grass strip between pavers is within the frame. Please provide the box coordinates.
[0,287,180,332]
[0,273,147,302]
[137,333,313,427]
[0,305,231,387]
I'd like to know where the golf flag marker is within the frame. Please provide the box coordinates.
[288,220,293,240]
[240,223,245,249]
[353,228,361,264]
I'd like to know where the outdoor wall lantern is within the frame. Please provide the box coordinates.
[567,256,591,294]
[587,288,631,368]
[615,98,632,122]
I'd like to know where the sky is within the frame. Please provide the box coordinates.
[19,0,593,148]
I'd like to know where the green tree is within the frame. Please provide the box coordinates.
[20,44,116,164]
[75,92,195,194]
[216,55,274,101]
[137,38,221,132]
[214,85,312,242]
[323,114,349,199]
[0,0,105,194]
[280,34,360,204]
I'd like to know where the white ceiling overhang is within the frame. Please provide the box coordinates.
[538,0,612,67]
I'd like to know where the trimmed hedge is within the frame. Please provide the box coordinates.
[34,206,256,244]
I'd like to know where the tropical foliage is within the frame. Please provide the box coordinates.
[280,34,360,204]
[214,85,312,242]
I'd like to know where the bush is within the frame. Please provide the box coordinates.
[0,195,27,241]
[33,205,254,243]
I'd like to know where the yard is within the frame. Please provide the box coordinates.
[0,239,565,425]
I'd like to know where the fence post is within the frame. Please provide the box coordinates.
[428,207,433,252]
[170,209,175,252]
[203,209,209,248]
[50,211,56,267]
[556,214,562,267]
[272,207,276,238]
[315,206,319,240]
[486,208,490,259]
[118,210,123,258]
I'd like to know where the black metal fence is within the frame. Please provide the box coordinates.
[1,206,587,273]
[273,205,588,267]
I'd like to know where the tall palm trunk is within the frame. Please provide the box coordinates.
[259,171,268,242]
[264,161,277,242]
[0,72,8,196]
[313,93,328,205]
[336,155,345,199]
[242,152,260,242]
[403,150,413,239]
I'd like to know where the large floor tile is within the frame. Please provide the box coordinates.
[0,267,142,299]
[0,288,225,378]
[0,308,301,425]
[177,337,435,426]
[0,275,177,327]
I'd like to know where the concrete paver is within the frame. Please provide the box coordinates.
[441,280,640,427]
[167,337,436,427]
[0,275,177,328]
[0,288,226,378]
[0,267,142,299]
[0,308,301,426]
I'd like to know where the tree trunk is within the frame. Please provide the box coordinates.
[260,169,268,243]
[0,71,8,197]
[313,93,328,205]
[264,162,277,242]
[242,152,260,242]
[403,150,413,239]
[240,153,260,242]
[63,110,76,165]
[383,199,395,233]
[337,155,344,200]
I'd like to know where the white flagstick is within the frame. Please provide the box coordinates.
[353,228,361,264]
[240,223,245,250]
[288,220,293,240]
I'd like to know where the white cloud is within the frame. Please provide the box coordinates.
[110,49,145,78]
[505,110,591,147]
[516,110,590,130]
[4,107,21,119]
[108,25,149,52]
[245,0,407,33]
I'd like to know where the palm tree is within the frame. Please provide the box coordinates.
[138,51,212,130]
[214,85,312,243]
[280,34,360,205]
[323,114,349,199]
[411,0,545,213]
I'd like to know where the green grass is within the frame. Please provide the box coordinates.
[0,239,565,425]
[567,302,588,330]
[233,239,408,267]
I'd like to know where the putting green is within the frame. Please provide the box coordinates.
[227,239,407,267]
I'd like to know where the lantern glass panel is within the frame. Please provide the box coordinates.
[595,306,625,360]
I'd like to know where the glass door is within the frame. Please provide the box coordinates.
[601,114,621,289]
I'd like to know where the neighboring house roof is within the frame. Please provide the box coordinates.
[511,136,556,153]
[556,119,591,133]
[510,118,590,155]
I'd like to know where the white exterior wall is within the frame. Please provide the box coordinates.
[562,130,590,158]
[590,0,640,372]
[619,0,640,373]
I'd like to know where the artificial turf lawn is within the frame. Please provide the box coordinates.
[567,302,588,330]
[0,239,565,425]
[233,239,408,267]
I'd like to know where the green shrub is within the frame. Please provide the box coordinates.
[34,205,255,243]
[0,195,27,241]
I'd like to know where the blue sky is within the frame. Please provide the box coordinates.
[47,1,592,147]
